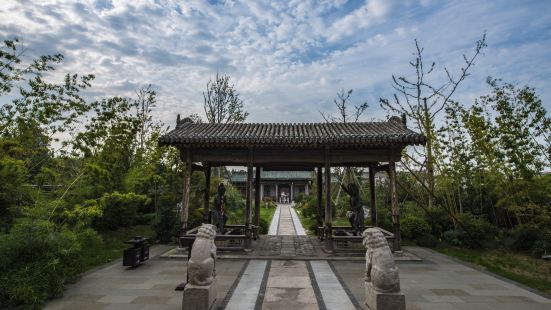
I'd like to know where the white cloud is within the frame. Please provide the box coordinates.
[0,0,549,130]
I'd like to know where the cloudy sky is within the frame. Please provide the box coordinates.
[1,0,550,128]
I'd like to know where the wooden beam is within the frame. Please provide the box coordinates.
[188,148,403,165]
[245,151,253,248]
[181,151,192,236]
[324,152,333,252]
[316,166,323,229]
[254,166,261,236]
[389,161,401,252]
[203,163,211,223]
[369,163,377,226]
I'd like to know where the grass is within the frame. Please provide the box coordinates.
[224,205,277,234]
[434,245,551,295]
[81,224,154,271]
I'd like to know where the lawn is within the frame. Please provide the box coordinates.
[225,205,277,234]
[434,245,551,295]
[81,224,155,271]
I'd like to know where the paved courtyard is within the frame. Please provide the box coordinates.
[45,204,551,309]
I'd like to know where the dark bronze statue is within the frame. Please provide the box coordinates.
[212,183,227,233]
[341,182,364,235]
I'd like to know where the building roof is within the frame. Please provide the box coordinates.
[158,117,426,149]
[229,170,312,183]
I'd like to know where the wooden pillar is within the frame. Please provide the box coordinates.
[389,162,401,252]
[316,166,323,229]
[245,153,253,248]
[324,160,333,252]
[203,163,211,224]
[369,163,377,226]
[254,166,261,236]
[181,151,192,236]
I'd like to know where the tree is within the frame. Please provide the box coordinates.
[440,78,551,227]
[380,33,487,209]
[0,39,94,139]
[320,89,369,123]
[203,73,248,124]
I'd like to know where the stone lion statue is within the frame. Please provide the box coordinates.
[188,224,217,286]
[362,228,400,293]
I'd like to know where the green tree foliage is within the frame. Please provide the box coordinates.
[203,73,248,124]
[98,192,151,230]
[0,39,187,307]
[380,33,487,210]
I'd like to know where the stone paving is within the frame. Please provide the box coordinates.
[44,204,551,309]
[45,246,245,310]
[333,246,551,310]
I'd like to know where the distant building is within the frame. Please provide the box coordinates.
[229,170,311,202]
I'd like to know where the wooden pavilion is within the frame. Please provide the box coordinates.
[158,115,426,252]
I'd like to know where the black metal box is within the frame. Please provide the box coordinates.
[123,248,141,267]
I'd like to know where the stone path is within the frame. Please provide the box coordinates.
[43,206,551,309]
[225,204,357,309]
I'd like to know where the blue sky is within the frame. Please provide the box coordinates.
[1,0,550,128]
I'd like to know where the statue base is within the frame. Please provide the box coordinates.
[182,278,217,310]
[365,282,405,310]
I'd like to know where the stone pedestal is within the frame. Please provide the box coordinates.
[182,278,217,310]
[365,282,405,310]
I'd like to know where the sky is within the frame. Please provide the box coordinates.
[1,0,550,129]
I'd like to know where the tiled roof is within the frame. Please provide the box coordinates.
[158,117,425,149]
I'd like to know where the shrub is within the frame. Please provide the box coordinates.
[258,217,269,234]
[294,193,306,204]
[459,213,496,248]
[401,215,431,240]
[0,219,101,309]
[504,225,541,251]
[98,192,150,230]
[443,229,464,246]
[154,203,179,243]
[444,213,496,248]
[425,207,454,235]
[225,185,245,211]
[416,232,438,248]
[531,235,551,258]
[135,213,156,225]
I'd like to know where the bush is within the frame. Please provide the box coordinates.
[401,215,431,240]
[98,192,150,230]
[531,235,551,258]
[416,232,438,248]
[0,219,101,309]
[258,217,269,234]
[504,225,541,251]
[425,207,454,235]
[135,213,156,225]
[442,213,496,248]
[225,185,245,211]
[459,213,496,248]
[443,229,464,246]
[154,203,179,243]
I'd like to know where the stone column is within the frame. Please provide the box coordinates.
[181,151,192,236]
[317,166,323,229]
[291,182,294,201]
[245,159,253,249]
[275,183,279,202]
[203,163,211,224]
[254,167,261,235]
[324,161,333,252]
[389,162,401,252]
[369,163,377,226]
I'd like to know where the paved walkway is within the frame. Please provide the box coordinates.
[225,204,357,309]
[44,206,551,309]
